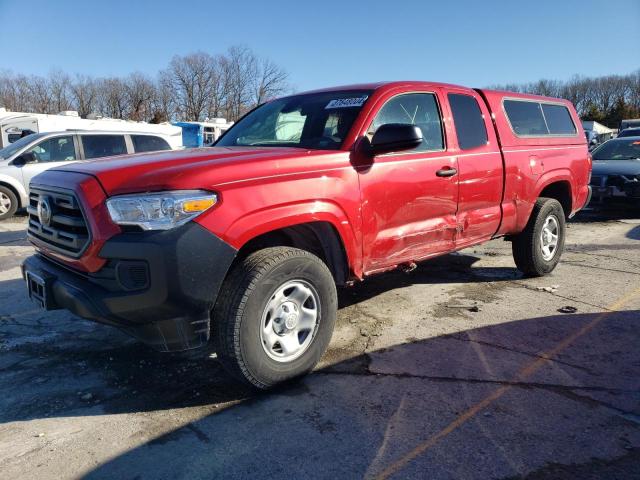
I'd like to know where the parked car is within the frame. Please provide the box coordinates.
[0,130,173,220]
[21,82,591,388]
[620,119,640,132]
[616,127,640,138]
[590,137,640,205]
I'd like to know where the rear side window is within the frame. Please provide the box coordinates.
[504,99,576,137]
[131,135,171,153]
[82,135,127,159]
[369,93,444,151]
[448,94,488,150]
[541,104,576,135]
[503,100,548,136]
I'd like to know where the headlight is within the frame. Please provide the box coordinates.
[106,190,218,231]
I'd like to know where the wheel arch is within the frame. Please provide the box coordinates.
[537,178,573,219]
[233,220,352,286]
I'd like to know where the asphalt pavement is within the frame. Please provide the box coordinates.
[1,208,639,479]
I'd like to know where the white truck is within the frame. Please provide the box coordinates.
[0,109,183,149]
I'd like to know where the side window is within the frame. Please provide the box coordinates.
[131,135,171,153]
[369,93,444,151]
[541,104,576,135]
[26,136,76,163]
[503,100,548,136]
[448,94,488,150]
[82,135,127,159]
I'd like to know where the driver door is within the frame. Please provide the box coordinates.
[357,90,460,273]
[20,135,79,191]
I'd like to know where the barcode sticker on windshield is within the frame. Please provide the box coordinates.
[325,96,368,109]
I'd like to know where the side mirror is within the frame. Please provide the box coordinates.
[367,123,423,156]
[12,152,36,167]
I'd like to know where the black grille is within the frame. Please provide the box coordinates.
[27,186,90,257]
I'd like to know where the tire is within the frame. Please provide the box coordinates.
[213,247,337,389]
[0,186,18,221]
[512,197,566,277]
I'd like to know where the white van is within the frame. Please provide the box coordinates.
[0,130,174,220]
[0,109,183,149]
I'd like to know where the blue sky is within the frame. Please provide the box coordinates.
[1,0,638,91]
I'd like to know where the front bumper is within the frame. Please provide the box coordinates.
[590,175,640,202]
[22,222,236,352]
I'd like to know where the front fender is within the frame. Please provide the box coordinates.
[0,173,28,207]
[219,200,362,278]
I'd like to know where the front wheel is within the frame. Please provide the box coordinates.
[213,247,337,389]
[512,197,566,277]
[0,186,18,221]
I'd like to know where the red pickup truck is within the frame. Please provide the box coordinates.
[22,81,591,388]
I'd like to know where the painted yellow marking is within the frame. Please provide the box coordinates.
[374,286,640,480]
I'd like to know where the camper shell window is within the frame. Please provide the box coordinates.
[503,99,576,137]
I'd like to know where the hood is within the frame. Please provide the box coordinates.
[53,146,345,195]
[592,159,640,177]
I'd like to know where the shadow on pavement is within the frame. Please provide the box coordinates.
[1,259,639,477]
[81,308,640,479]
[627,225,640,240]
[0,252,523,424]
[0,226,29,247]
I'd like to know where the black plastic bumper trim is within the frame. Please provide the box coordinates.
[22,222,237,352]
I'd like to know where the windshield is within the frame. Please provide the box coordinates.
[0,133,45,159]
[216,90,372,150]
[592,139,640,160]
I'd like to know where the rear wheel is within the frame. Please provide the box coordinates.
[0,186,18,221]
[213,247,337,389]
[512,197,566,277]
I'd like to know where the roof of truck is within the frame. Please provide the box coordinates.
[283,82,573,107]
[479,88,575,106]
[295,81,474,95]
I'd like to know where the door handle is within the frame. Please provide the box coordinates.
[436,167,457,177]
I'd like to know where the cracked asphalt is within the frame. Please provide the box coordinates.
[1,208,639,479]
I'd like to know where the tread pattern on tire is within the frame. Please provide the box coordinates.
[213,247,333,389]
[512,197,565,277]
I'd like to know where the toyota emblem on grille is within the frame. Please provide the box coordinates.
[37,196,52,227]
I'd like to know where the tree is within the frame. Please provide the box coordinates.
[253,58,289,105]
[0,46,290,122]
[27,76,54,113]
[96,77,128,118]
[163,52,217,121]
[126,72,156,121]
[48,70,74,113]
[70,75,97,118]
